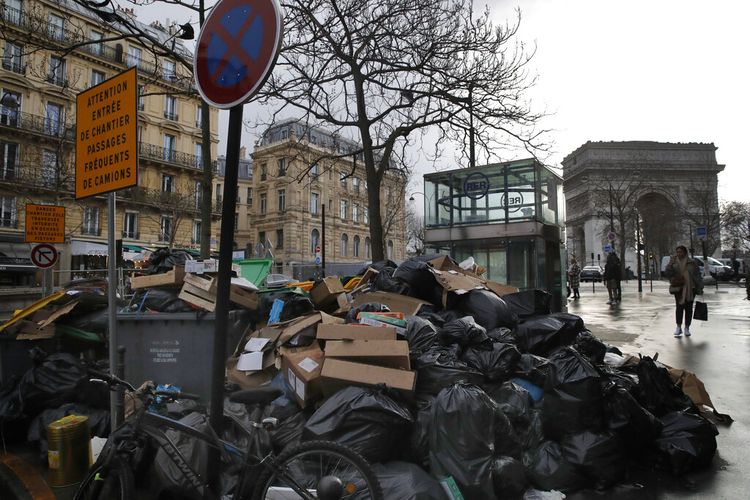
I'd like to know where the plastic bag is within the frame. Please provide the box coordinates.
[345,303,390,324]
[405,316,439,356]
[523,440,587,493]
[20,351,90,415]
[501,289,552,319]
[654,410,718,475]
[429,384,497,500]
[626,355,696,417]
[514,353,552,387]
[515,316,579,356]
[416,305,460,328]
[456,289,518,330]
[129,288,193,313]
[487,327,516,343]
[357,259,398,276]
[573,330,608,365]
[461,343,521,382]
[278,295,315,322]
[542,347,603,439]
[414,347,484,396]
[302,386,413,463]
[393,260,443,306]
[560,430,626,487]
[408,397,434,468]
[485,380,534,426]
[438,316,490,349]
[373,267,410,295]
[492,456,528,499]
[145,247,192,274]
[372,461,449,500]
[152,412,214,494]
[603,384,662,454]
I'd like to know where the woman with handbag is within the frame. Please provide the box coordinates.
[665,245,703,337]
[568,258,581,299]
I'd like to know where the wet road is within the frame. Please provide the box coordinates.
[566,280,750,499]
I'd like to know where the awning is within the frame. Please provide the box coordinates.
[71,240,108,256]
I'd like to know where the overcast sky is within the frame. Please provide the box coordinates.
[136,0,747,203]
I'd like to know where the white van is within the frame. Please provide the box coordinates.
[660,255,730,279]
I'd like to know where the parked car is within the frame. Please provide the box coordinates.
[660,255,732,280]
[580,265,604,282]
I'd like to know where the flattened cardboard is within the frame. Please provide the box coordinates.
[316,323,396,341]
[280,343,325,408]
[324,340,410,370]
[130,266,185,289]
[226,356,276,389]
[321,358,416,395]
[310,276,345,306]
[351,291,429,317]
[278,312,343,344]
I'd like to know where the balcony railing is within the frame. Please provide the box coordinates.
[122,230,140,239]
[0,218,19,229]
[46,74,68,87]
[163,111,179,121]
[0,109,75,140]
[1,58,25,74]
[139,142,210,171]
[81,226,102,236]
[0,161,75,191]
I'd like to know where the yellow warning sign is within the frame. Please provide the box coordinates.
[76,67,138,199]
[25,204,66,243]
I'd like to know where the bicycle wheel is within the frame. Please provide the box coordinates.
[74,456,135,500]
[251,440,383,500]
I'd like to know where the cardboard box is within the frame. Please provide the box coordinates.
[325,340,410,370]
[280,343,325,408]
[179,279,258,311]
[130,266,185,289]
[278,312,343,344]
[321,358,416,395]
[227,356,277,389]
[352,291,430,317]
[316,323,396,341]
[310,276,345,307]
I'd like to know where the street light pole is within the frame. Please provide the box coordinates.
[636,211,643,293]
[608,183,615,253]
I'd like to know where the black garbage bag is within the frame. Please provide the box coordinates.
[130,288,193,313]
[405,316,439,356]
[28,403,110,462]
[492,456,528,500]
[524,440,587,493]
[501,289,552,319]
[414,347,483,396]
[461,343,521,382]
[429,384,497,500]
[357,259,398,276]
[152,412,214,495]
[393,260,443,306]
[372,461,449,500]
[573,330,608,365]
[522,410,545,451]
[19,351,90,415]
[542,347,603,440]
[603,384,662,454]
[514,353,552,387]
[515,316,579,356]
[302,386,413,463]
[456,289,518,330]
[279,295,315,322]
[345,303,390,324]
[0,380,23,421]
[416,305,460,328]
[487,327,515,343]
[373,269,410,295]
[625,355,696,417]
[485,380,534,426]
[493,405,521,457]
[408,397,434,468]
[145,247,192,274]
[549,312,586,333]
[561,430,626,488]
[58,307,109,334]
[438,316,490,349]
[225,398,306,456]
[654,410,718,475]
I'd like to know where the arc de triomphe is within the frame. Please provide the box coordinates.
[562,141,724,270]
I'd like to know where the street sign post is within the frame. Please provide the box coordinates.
[695,226,707,240]
[604,244,612,253]
[25,204,65,244]
[195,1,284,483]
[30,243,58,269]
[607,231,616,242]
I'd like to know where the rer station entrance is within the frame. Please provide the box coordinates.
[422,159,566,311]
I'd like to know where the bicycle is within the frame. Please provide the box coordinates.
[74,370,383,500]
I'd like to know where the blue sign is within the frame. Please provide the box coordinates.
[501,191,524,213]
[463,172,490,200]
[603,244,612,253]
[315,256,321,265]
[695,226,707,239]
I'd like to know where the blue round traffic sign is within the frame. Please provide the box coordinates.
[194,0,283,109]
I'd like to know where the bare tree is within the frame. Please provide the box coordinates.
[721,200,750,254]
[405,202,425,256]
[257,0,545,261]
[677,181,722,256]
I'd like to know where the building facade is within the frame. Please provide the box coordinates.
[214,119,408,276]
[562,141,724,271]
[0,0,219,285]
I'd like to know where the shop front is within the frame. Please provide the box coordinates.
[423,159,566,310]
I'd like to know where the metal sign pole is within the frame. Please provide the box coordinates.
[107,192,118,430]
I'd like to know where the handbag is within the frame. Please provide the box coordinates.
[669,285,682,294]
[670,274,685,287]
[693,301,708,321]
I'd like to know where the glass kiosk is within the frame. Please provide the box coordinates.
[422,159,566,311]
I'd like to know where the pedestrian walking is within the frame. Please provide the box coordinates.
[665,245,703,338]
[568,258,581,299]
[603,252,621,304]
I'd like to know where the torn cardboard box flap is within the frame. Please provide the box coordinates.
[324,340,410,370]
[316,323,396,341]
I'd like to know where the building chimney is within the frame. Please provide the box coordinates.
[239,146,247,160]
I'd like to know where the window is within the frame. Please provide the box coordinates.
[0,90,21,126]
[260,193,267,214]
[340,171,347,189]
[163,134,176,161]
[4,0,21,25]
[2,41,24,74]
[192,220,201,244]
[234,213,238,231]
[45,102,64,136]
[194,143,203,168]
[123,212,138,238]
[137,85,144,110]
[277,158,286,176]
[47,56,65,86]
[352,204,359,222]
[365,237,371,259]
[388,240,394,259]
[195,104,202,127]
[258,231,266,248]
[278,189,286,212]
[246,187,253,207]
[48,13,64,41]
[90,30,103,55]
[162,174,174,192]
[310,163,319,179]
[91,70,105,87]
[215,184,222,204]
[340,234,348,257]
[280,128,288,140]
[310,192,319,215]
[83,206,100,235]
[0,196,17,228]
[276,229,284,249]
[42,150,56,186]
[1,141,18,180]
[159,216,173,241]
[165,96,177,120]
[352,177,360,193]
[127,46,142,68]
[363,207,369,224]
[163,60,176,80]
[311,229,320,254]
[340,199,348,220]
[353,235,360,257]
[260,163,267,181]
